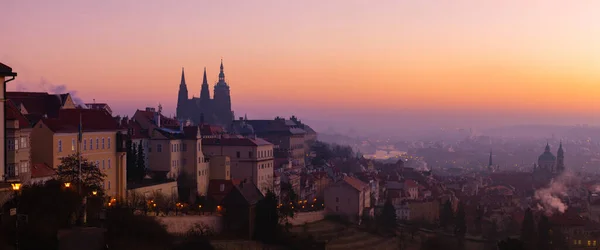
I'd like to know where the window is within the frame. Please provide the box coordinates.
[248,151,252,158]
[20,162,29,174]
[102,160,105,169]
[7,139,14,151]
[58,140,62,152]
[20,137,27,148]
[95,160,100,167]
[84,140,87,150]
[108,159,111,169]
[157,144,162,152]
[182,158,187,166]
[198,143,200,151]
[236,151,240,158]
[102,138,105,149]
[107,138,111,149]
[182,143,187,152]
[90,138,93,150]
[14,139,19,150]
[198,157,201,163]
[108,181,111,190]
[72,139,75,151]
[96,138,99,149]
[220,184,225,192]
[335,206,339,212]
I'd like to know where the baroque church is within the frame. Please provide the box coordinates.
[533,142,565,182]
[176,59,233,126]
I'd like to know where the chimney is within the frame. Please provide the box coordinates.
[155,112,161,128]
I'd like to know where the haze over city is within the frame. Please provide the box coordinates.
[3,1,600,135]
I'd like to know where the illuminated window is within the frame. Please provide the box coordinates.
[588,240,591,246]
[594,240,597,246]
[72,139,75,151]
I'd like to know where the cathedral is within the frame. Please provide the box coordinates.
[533,142,565,182]
[176,59,233,126]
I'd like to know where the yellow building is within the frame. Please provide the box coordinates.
[30,109,127,199]
[202,137,274,195]
[0,63,18,181]
[4,100,32,183]
[209,155,231,180]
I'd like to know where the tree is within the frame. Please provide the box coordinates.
[137,142,146,178]
[57,153,106,192]
[174,223,214,250]
[126,140,136,181]
[454,202,466,238]
[537,215,550,250]
[498,238,525,250]
[105,205,173,250]
[440,200,454,230]
[379,199,397,234]
[254,191,280,243]
[520,208,535,245]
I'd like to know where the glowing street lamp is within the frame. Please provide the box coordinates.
[64,182,71,188]
[92,190,98,196]
[11,183,21,191]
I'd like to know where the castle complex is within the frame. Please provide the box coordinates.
[176,59,233,126]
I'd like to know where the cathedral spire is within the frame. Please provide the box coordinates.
[545,141,550,152]
[200,67,210,100]
[180,67,186,86]
[218,58,225,82]
[488,149,493,167]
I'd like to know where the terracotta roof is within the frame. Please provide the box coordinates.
[207,179,235,204]
[202,137,272,147]
[199,124,224,135]
[342,176,368,191]
[235,182,264,205]
[5,100,31,128]
[404,179,419,188]
[134,110,180,127]
[7,92,72,120]
[40,109,120,133]
[0,62,17,76]
[125,120,148,139]
[30,163,57,178]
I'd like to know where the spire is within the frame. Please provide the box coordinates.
[180,67,186,86]
[218,58,225,82]
[200,66,210,100]
[557,140,564,155]
[488,149,493,167]
[545,142,550,152]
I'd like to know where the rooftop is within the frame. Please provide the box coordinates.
[40,109,121,133]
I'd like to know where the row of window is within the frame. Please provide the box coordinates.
[6,137,28,151]
[102,180,112,190]
[259,162,272,169]
[6,162,29,177]
[573,239,597,246]
[94,159,112,170]
[153,143,201,153]
[235,150,274,159]
[58,137,111,152]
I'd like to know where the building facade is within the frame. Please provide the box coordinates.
[324,176,372,223]
[176,60,233,126]
[5,100,32,183]
[202,137,274,195]
[1,63,18,181]
[30,109,127,199]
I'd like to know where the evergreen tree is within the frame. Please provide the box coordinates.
[537,215,550,250]
[454,202,467,238]
[137,142,146,179]
[127,142,138,181]
[440,200,454,230]
[520,208,535,244]
[380,199,397,234]
[254,191,280,243]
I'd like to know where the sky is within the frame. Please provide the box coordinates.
[2,1,600,134]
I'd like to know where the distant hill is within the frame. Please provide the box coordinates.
[483,124,600,140]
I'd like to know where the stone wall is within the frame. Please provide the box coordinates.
[155,215,223,235]
[288,211,325,226]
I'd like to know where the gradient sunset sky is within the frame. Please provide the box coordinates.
[2,1,600,133]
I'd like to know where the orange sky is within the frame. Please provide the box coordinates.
[2,1,600,129]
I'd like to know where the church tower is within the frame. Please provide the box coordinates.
[556,141,565,173]
[213,59,233,125]
[176,68,188,119]
[488,149,493,167]
[200,67,210,101]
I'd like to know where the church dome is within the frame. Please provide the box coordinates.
[538,151,556,162]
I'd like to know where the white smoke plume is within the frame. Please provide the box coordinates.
[12,78,85,105]
[534,171,580,216]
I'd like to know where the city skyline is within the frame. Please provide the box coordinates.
[2,1,600,132]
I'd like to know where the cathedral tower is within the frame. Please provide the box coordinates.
[200,67,210,101]
[213,59,233,125]
[556,141,565,173]
[176,68,188,119]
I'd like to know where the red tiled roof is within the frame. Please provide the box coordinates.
[135,110,180,127]
[202,137,272,147]
[342,176,367,191]
[207,179,235,204]
[7,92,72,119]
[5,100,31,128]
[199,124,224,135]
[40,109,120,133]
[30,163,57,178]
[405,179,419,188]
[125,120,148,139]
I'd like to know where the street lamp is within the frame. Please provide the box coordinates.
[92,190,97,196]
[11,182,21,250]
[64,182,71,188]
